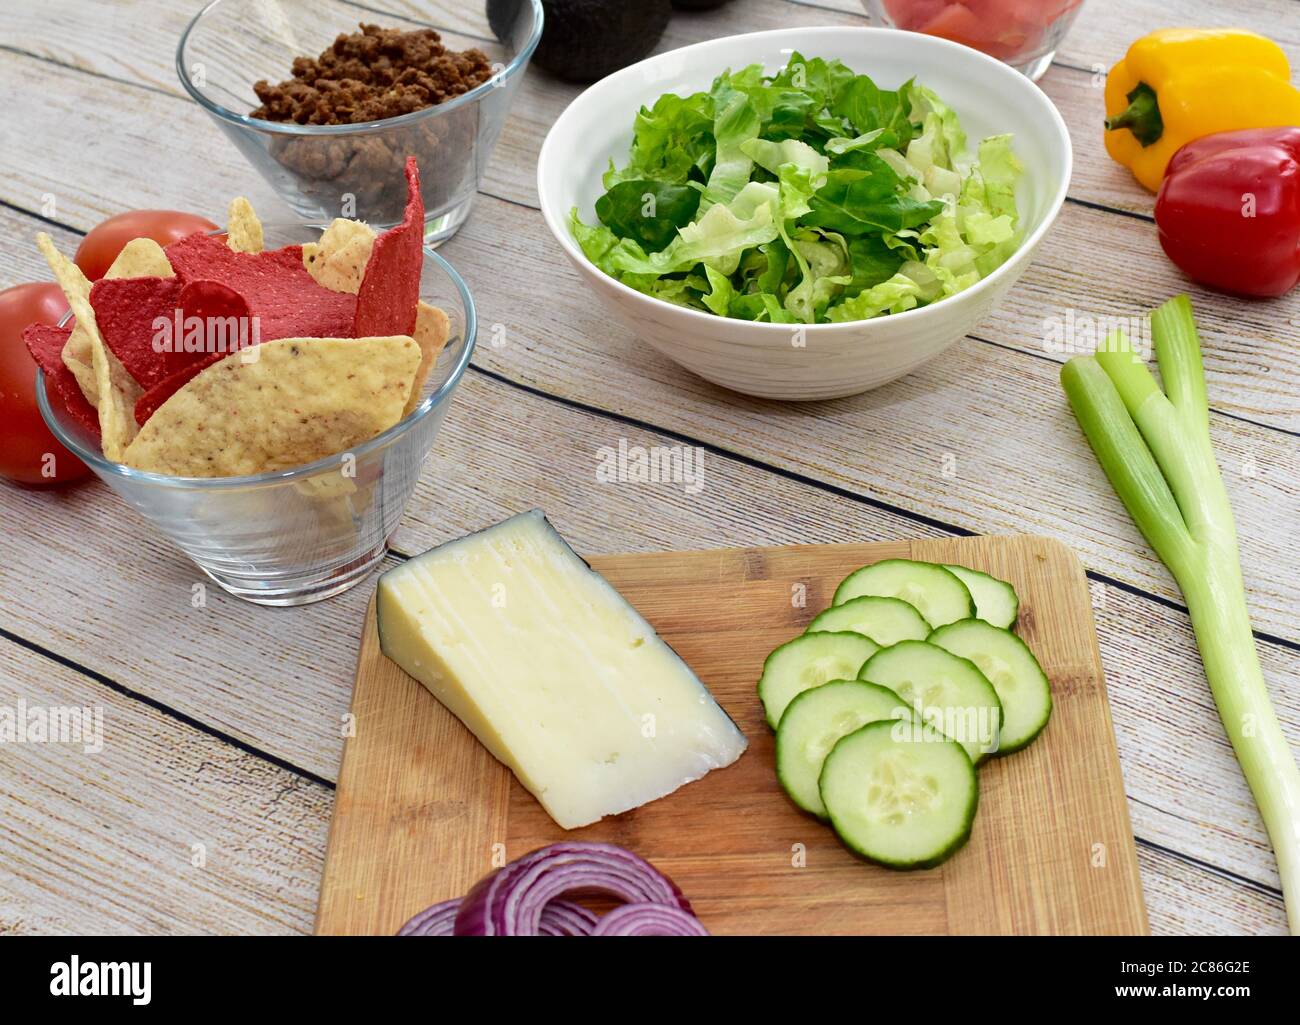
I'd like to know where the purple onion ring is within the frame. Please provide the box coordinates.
[397,898,459,936]
[538,900,599,936]
[591,903,710,936]
[398,897,599,936]
[454,842,694,936]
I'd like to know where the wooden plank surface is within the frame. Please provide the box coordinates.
[317,536,1147,936]
[0,0,1295,936]
[0,637,328,935]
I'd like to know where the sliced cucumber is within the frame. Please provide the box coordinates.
[819,719,977,869]
[857,641,1003,763]
[757,631,880,730]
[927,619,1052,753]
[775,680,911,819]
[832,559,974,628]
[943,565,1020,629]
[806,595,931,646]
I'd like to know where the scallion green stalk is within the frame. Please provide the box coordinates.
[1061,295,1300,934]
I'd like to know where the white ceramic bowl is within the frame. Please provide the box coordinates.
[537,26,1072,401]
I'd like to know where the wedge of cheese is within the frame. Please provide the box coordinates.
[376,510,747,829]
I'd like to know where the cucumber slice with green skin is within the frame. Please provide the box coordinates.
[832,559,975,628]
[757,632,879,730]
[927,619,1052,753]
[775,680,911,819]
[819,719,978,870]
[857,641,1003,763]
[805,595,931,646]
[943,565,1020,629]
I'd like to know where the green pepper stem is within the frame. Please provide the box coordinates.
[1104,82,1164,148]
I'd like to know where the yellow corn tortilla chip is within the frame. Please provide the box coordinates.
[107,237,175,279]
[302,218,376,294]
[61,330,98,406]
[61,238,175,406]
[226,197,264,254]
[404,301,451,416]
[301,217,440,414]
[122,335,421,477]
[36,233,142,460]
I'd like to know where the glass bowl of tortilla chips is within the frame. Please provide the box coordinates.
[31,174,476,606]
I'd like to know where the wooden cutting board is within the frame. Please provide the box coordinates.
[315,535,1148,935]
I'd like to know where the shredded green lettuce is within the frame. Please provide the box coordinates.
[571,53,1024,325]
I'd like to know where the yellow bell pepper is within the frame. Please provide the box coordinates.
[1104,28,1300,192]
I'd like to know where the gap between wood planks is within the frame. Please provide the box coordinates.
[1135,832,1283,902]
[458,365,1300,653]
[0,624,335,791]
[969,331,1299,440]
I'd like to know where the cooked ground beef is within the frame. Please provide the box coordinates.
[251,24,494,126]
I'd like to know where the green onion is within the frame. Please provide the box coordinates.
[1061,295,1300,934]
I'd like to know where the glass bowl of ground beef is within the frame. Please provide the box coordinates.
[177,0,543,244]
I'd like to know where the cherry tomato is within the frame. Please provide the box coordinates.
[74,209,218,281]
[0,282,90,486]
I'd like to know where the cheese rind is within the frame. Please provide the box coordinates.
[376,510,747,829]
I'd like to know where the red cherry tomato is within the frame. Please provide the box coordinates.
[0,282,90,486]
[74,209,218,281]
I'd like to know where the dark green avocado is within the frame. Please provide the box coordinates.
[488,0,672,82]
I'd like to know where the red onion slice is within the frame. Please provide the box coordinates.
[399,897,599,937]
[591,903,710,936]
[454,842,694,936]
[538,900,599,936]
[397,898,459,936]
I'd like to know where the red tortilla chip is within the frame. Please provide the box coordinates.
[353,157,424,338]
[88,276,185,388]
[129,280,259,426]
[134,352,225,426]
[177,278,253,333]
[23,322,100,438]
[90,276,259,393]
[165,234,356,339]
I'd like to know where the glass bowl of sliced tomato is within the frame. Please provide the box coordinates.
[864,0,1085,80]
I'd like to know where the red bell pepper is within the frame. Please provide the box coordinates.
[1154,126,1300,299]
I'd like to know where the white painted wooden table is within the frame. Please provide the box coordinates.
[0,0,1296,935]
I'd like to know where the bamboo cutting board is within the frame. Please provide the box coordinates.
[316,534,1148,935]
